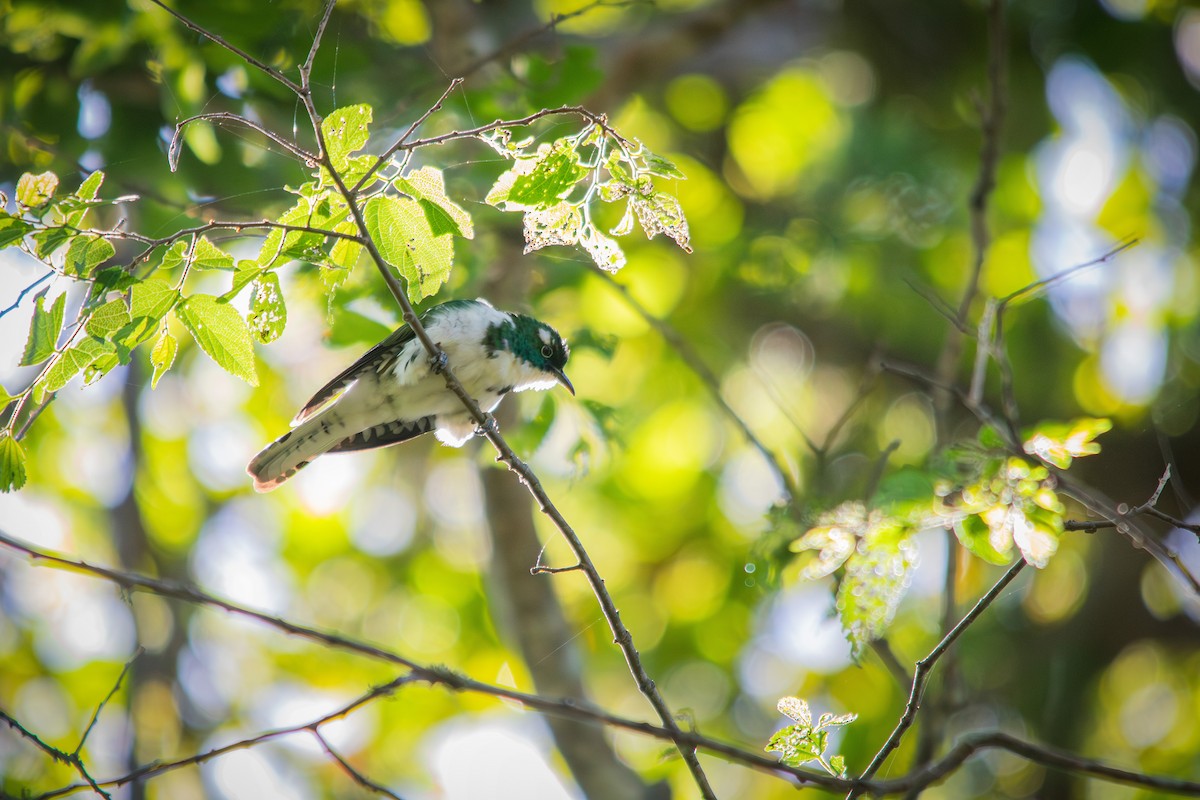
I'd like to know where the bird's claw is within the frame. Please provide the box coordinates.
[428,350,449,374]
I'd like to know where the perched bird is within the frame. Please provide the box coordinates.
[247,298,572,492]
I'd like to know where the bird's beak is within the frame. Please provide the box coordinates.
[551,367,575,396]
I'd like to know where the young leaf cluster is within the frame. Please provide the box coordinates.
[765,696,856,777]
[782,418,1110,652]
[485,123,691,272]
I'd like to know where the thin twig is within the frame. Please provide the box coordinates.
[353,78,465,195]
[146,0,302,94]
[74,648,143,757]
[852,560,1026,796]
[7,532,1197,799]
[591,265,796,502]
[312,729,407,800]
[169,112,317,171]
[0,271,54,320]
[0,708,111,799]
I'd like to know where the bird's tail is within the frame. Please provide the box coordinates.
[246,415,344,492]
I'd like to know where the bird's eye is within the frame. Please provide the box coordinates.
[541,344,554,358]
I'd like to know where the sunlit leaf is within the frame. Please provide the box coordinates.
[580,222,626,272]
[487,140,588,210]
[175,294,258,385]
[363,194,452,301]
[836,521,918,654]
[395,167,474,239]
[17,171,58,208]
[641,149,687,180]
[522,201,581,253]
[1022,418,1112,469]
[85,298,132,339]
[40,336,115,395]
[20,291,65,366]
[63,234,114,277]
[632,191,692,253]
[247,272,286,344]
[322,103,372,173]
[0,213,32,248]
[131,278,180,321]
[149,326,177,389]
[191,236,235,270]
[0,433,27,493]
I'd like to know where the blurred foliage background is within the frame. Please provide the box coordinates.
[2,0,1200,798]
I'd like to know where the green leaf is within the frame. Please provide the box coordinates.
[113,316,157,350]
[175,294,258,385]
[247,272,286,344]
[1022,417,1112,469]
[363,195,452,302]
[131,279,180,322]
[328,220,362,271]
[63,234,115,277]
[149,326,177,389]
[395,167,474,239]
[829,754,847,777]
[85,298,132,339]
[487,140,588,210]
[321,104,373,173]
[835,521,917,655]
[90,266,138,298]
[17,171,58,208]
[954,512,1012,566]
[191,236,235,270]
[41,336,115,395]
[0,213,32,248]
[75,170,104,201]
[0,433,27,493]
[159,240,188,272]
[0,384,14,408]
[222,261,263,300]
[32,226,72,259]
[20,291,65,366]
[640,149,687,180]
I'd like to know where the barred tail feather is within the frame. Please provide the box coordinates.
[246,416,344,492]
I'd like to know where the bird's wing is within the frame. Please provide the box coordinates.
[291,323,418,425]
[326,416,435,453]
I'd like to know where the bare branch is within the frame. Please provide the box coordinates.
[853,560,1026,795]
[74,648,142,757]
[353,78,465,195]
[169,112,316,171]
[312,729,407,800]
[0,708,111,799]
[146,0,302,94]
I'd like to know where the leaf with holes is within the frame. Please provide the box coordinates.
[522,201,581,254]
[247,272,287,344]
[632,192,691,253]
[487,140,588,211]
[322,104,372,173]
[579,222,626,272]
[39,337,116,397]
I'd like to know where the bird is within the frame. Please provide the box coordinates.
[247,298,573,492]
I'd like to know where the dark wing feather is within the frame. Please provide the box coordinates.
[327,416,435,453]
[292,324,417,424]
